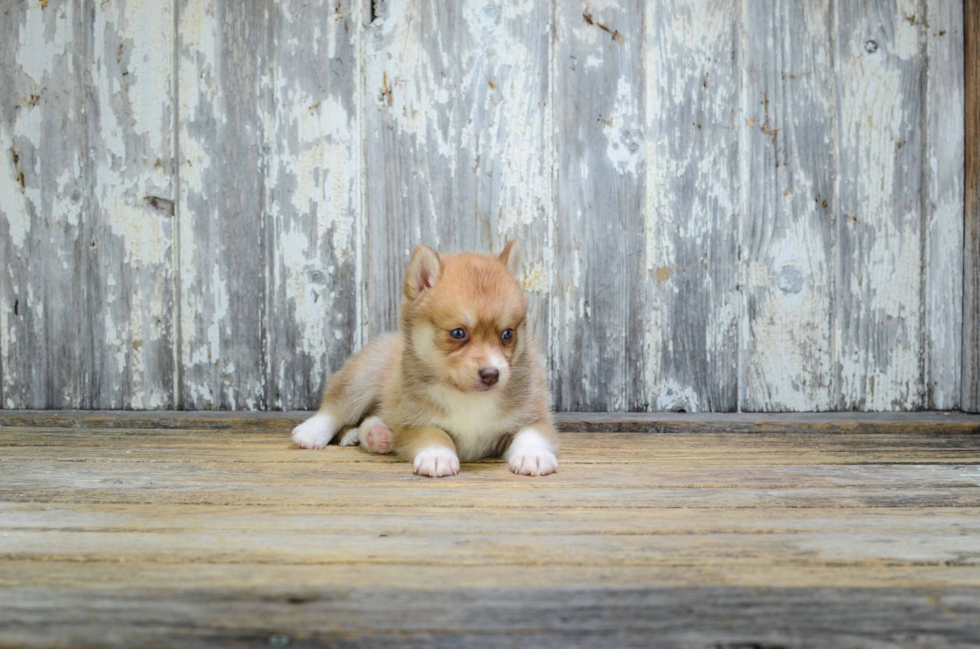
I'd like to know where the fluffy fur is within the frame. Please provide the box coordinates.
[291,241,559,478]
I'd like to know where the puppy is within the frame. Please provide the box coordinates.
[290,241,559,478]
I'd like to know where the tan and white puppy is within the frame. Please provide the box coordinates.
[291,241,559,478]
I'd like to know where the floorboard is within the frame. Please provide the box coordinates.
[1,413,979,647]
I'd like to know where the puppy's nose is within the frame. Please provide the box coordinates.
[479,368,500,386]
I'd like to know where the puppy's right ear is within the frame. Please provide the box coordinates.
[403,245,441,300]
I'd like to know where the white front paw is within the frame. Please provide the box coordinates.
[413,446,460,478]
[506,427,558,477]
[291,413,339,449]
[508,448,558,476]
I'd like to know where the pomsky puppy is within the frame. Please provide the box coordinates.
[291,241,559,478]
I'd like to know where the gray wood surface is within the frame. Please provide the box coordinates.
[553,0,646,411]
[927,0,964,409]
[2,416,980,647]
[740,0,835,412]
[836,0,926,410]
[3,587,979,649]
[644,0,739,412]
[0,0,970,412]
[176,0,270,409]
[265,0,361,409]
[1,0,176,409]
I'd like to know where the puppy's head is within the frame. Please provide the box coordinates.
[401,241,528,394]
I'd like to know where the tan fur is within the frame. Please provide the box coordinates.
[302,242,558,476]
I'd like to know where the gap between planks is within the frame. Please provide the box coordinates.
[0,410,978,433]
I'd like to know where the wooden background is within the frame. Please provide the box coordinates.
[0,0,971,412]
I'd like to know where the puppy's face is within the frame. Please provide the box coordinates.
[402,242,528,394]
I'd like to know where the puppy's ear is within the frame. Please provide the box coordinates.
[498,239,521,276]
[404,245,441,300]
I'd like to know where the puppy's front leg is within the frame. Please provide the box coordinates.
[505,424,559,477]
[398,426,460,478]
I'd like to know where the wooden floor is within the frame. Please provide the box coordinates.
[2,412,980,648]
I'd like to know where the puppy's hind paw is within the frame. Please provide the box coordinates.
[359,416,393,454]
[413,446,460,478]
[291,413,339,449]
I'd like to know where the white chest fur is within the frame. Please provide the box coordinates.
[427,387,515,460]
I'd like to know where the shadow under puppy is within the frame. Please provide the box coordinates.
[291,241,559,478]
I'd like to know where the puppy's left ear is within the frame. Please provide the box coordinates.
[404,245,441,301]
[498,239,521,276]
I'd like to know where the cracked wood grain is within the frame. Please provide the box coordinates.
[553,0,646,410]
[0,0,175,409]
[836,0,927,411]
[645,0,739,412]
[740,0,836,411]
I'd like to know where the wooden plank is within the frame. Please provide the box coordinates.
[836,0,927,410]
[2,421,980,647]
[739,0,835,411]
[265,0,361,409]
[176,0,269,409]
[3,430,980,511]
[362,0,553,346]
[5,521,980,567]
[1,1,175,409]
[644,0,739,412]
[3,430,980,467]
[7,502,979,535]
[553,0,646,410]
[89,0,177,409]
[925,0,964,409]
[3,558,980,591]
[1,1,89,409]
[966,0,980,413]
[1,410,980,433]
[2,586,978,649]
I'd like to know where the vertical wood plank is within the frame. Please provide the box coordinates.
[1,0,174,409]
[177,0,269,409]
[363,0,553,347]
[1,1,90,408]
[553,0,645,411]
[739,0,836,411]
[836,0,926,410]
[644,0,739,412]
[89,0,176,408]
[966,0,980,412]
[925,0,964,409]
[265,0,361,409]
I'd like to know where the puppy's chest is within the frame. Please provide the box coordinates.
[430,393,515,460]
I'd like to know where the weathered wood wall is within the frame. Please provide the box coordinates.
[0,0,968,412]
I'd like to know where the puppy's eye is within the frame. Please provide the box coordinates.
[501,329,514,341]
[449,328,467,340]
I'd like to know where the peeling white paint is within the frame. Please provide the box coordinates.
[838,27,922,410]
[16,2,74,86]
[602,76,642,176]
